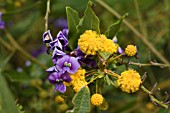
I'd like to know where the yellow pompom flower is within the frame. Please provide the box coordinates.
[91,94,104,106]
[73,81,87,92]
[125,45,137,56]
[117,69,141,93]
[100,34,118,54]
[69,69,87,92]
[78,30,101,55]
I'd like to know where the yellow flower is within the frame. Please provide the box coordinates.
[125,44,137,56]
[73,81,87,92]
[78,30,101,55]
[100,34,118,54]
[117,69,141,93]
[55,95,64,104]
[91,94,104,106]
[69,69,87,92]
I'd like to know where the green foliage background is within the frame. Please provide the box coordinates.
[0,0,170,113]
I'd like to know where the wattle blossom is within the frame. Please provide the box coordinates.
[0,12,5,29]
[48,72,72,93]
[56,55,80,74]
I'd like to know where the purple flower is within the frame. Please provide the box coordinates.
[43,30,53,43]
[46,66,58,74]
[56,29,69,47]
[52,48,66,64]
[0,12,5,29]
[56,55,80,74]
[54,18,68,29]
[48,72,72,93]
[50,38,62,50]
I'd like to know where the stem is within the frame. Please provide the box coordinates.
[5,29,48,70]
[104,69,119,78]
[44,0,51,32]
[96,0,170,65]
[141,85,169,109]
[0,37,15,52]
[129,61,170,68]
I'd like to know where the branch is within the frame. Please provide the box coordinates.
[141,85,169,109]
[129,61,170,68]
[5,29,48,70]
[44,0,51,32]
[96,0,170,65]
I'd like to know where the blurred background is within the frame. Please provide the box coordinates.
[0,0,170,113]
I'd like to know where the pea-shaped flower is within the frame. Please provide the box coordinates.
[56,55,80,74]
[48,72,72,93]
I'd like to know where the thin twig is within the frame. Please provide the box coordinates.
[5,29,47,70]
[44,0,51,32]
[141,85,169,109]
[129,61,170,68]
[96,0,170,65]
[0,37,15,52]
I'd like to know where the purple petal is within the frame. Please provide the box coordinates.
[46,66,57,73]
[54,83,66,93]
[56,55,69,72]
[68,57,80,74]
[52,48,66,58]
[48,72,61,84]
[50,39,62,50]
[43,30,53,43]
[61,72,72,82]
[56,30,68,47]
[118,47,124,54]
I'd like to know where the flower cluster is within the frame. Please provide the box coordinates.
[78,30,118,55]
[43,29,80,93]
[117,69,141,93]
[91,94,104,106]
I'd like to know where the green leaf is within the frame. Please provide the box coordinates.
[66,7,80,50]
[0,70,19,113]
[105,74,111,85]
[98,51,111,60]
[104,13,128,39]
[77,1,100,35]
[66,87,91,113]
[0,51,14,71]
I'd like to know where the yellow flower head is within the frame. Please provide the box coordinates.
[91,94,104,106]
[73,81,87,92]
[125,45,137,56]
[100,34,118,54]
[117,69,141,93]
[78,30,101,55]
[69,69,87,92]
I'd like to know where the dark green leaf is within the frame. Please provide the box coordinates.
[98,51,111,60]
[66,87,91,113]
[0,71,19,113]
[66,7,80,50]
[105,13,128,39]
[77,1,100,35]
[105,74,111,85]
